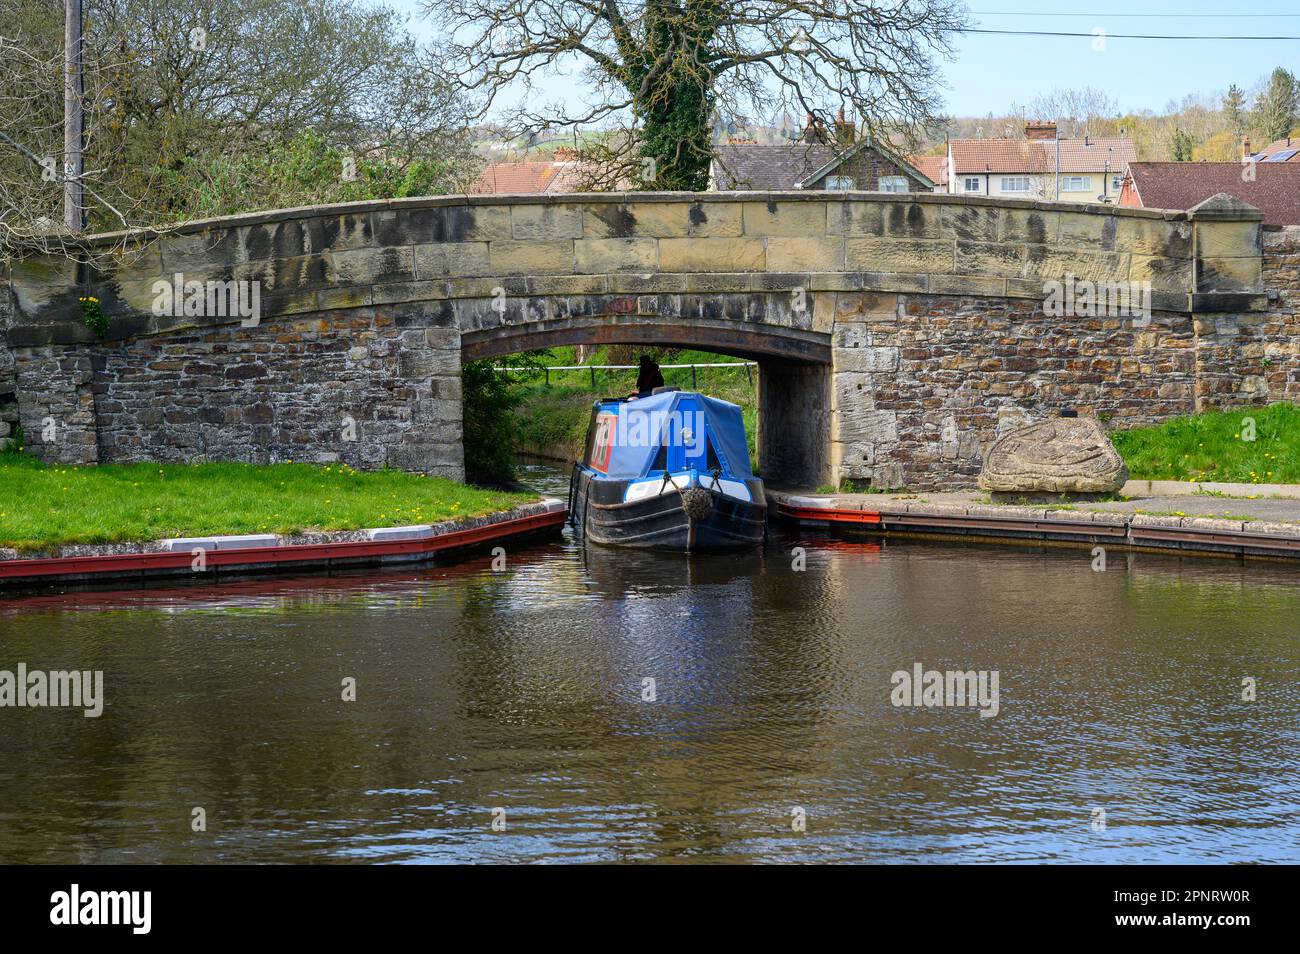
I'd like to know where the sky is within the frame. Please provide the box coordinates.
[391,1,1300,121]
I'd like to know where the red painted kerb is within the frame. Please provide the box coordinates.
[0,508,567,583]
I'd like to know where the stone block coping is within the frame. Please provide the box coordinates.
[162,534,279,552]
[366,525,434,542]
[63,190,1201,247]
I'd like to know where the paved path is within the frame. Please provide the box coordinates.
[770,487,1300,561]
[874,491,1300,525]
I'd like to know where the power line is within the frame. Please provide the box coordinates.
[972,9,1300,16]
[962,27,1300,40]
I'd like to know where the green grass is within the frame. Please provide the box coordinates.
[1110,403,1300,485]
[509,347,760,468]
[0,457,533,550]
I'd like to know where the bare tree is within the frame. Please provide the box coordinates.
[1025,87,1119,138]
[0,8,145,263]
[429,0,968,190]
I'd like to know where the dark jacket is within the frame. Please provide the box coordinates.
[636,359,665,395]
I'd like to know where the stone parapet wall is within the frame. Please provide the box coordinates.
[5,192,1257,343]
[1260,227,1300,405]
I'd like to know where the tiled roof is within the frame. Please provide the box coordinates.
[1256,137,1300,162]
[712,143,841,190]
[949,139,1048,175]
[471,161,586,194]
[909,154,948,186]
[1125,161,1300,226]
[949,137,1135,175]
[712,140,933,191]
[1049,138,1136,173]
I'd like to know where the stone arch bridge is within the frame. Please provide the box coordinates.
[1,191,1291,490]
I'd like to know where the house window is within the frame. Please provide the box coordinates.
[1000,176,1030,192]
[1061,176,1092,192]
[824,175,855,190]
[878,176,908,193]
[963,176,981,192]
[1112,175,1123,191]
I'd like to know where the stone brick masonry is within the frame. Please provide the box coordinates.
[0,283,15,444]
[0,193,1291,490]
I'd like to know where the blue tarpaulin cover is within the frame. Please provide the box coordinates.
[597,391,754,480]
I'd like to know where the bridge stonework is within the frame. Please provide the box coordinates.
[1,192,1291,490]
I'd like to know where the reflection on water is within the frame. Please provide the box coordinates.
[0,463,1297,863]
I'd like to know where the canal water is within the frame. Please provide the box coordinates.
[1,460,1297,863]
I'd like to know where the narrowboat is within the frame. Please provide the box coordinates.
[568,388,767,551]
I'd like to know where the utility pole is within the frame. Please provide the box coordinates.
[63,0,84,233]
[1054,118,1061,202]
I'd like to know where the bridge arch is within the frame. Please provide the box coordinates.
[1,191,1277,490]
[461,314,833,488]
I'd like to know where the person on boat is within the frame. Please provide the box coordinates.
[632,355,665,398]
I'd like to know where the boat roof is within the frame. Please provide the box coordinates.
[593,390,753,479]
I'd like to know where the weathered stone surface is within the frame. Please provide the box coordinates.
[846,237,954,273]
[766,237,844,272]
[583,202,742,239]
[489,240,575,275]
[659,237,765,272]
[509,204,584,240]
[332,247,414,286]
[939,205,1003,244]
[978,417,1128,493]
[573,237,658,273]
[955,240,1026,277]
[741,201,827,237]
[412,242,490,278]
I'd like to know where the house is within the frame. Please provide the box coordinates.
[711,112,935,192]
[1119,162,1300,226]
[909,154,949,193]
[471,148,590,194]
[1248,135,1300,163]
[947,121,1136,203]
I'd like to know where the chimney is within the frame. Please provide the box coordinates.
[1243,135,1251,159]
[835,107,855,146]
[801,111,828,144]
[1025,120,1057,141]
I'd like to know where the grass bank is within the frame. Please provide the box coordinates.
[510,347,759,467]
[0,457,533,551]
[1111,403,1300,484]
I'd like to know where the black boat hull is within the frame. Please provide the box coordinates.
[573,471,767,551]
